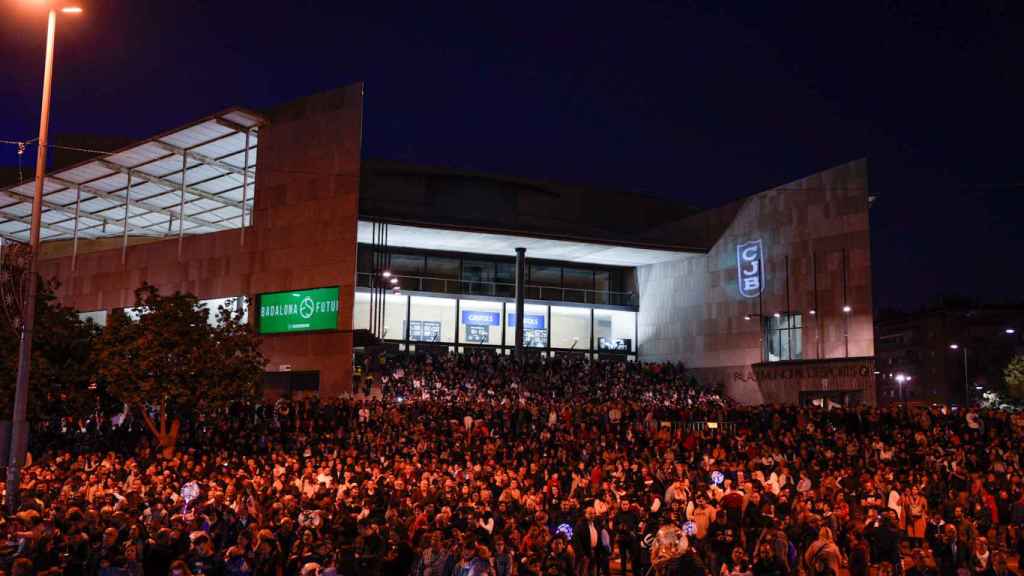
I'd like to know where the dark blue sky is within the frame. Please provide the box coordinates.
[1,1,1021,310]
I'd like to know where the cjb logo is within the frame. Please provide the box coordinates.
[736,240,764,298]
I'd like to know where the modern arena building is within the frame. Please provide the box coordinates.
[2,83,876,405]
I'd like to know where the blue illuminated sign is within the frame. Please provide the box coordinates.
[507,313,545,330]
[736,240,765,298]
[461,310,501,326]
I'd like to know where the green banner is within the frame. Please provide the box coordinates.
[258,287,339,334]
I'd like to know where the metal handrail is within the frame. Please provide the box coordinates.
[356,272,637,307]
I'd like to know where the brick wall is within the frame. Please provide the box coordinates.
[37,83,364,396]
[637,159,875,404]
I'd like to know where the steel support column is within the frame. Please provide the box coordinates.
[514,247,526,359]
[121,171,132,267]
[71,184,81,273]
[240,129,250,247]
[177,154,187,260]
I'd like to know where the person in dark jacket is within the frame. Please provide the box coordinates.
[934,525,970,576]
[752,540,788,576]
[905,548,937,576]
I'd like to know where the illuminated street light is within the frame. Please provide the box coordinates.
[949,344,970,408]
[389,277,398,284]
[381,270,392,278]
[773,312,781,318]
[8,0,84,515]
[1007,328,1017,335]
[809,309,816,315]
[842,305,852,313]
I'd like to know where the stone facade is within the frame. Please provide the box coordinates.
[637,159,875,404]
[37,84,364,396]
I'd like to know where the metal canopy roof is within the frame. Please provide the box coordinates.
[0,108,265,243]
[357,221,699,267]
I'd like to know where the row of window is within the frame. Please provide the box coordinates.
[353,293,636,352]
[78,296,249,327]
[765,313,803,362]
[357,245,636,306]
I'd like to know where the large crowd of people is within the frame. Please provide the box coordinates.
[4,351,1024,576]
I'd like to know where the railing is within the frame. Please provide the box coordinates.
[356,272,638,307]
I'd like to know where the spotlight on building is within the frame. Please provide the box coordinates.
[1007,328,1017,335]
[809,309,817,315]
[390,277,398,284]
[773,312,781,318]
[381,270,392,278]
[743,315,752,321]
[949,343,959,350]
[842,305,852,313]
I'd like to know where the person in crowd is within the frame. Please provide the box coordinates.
[803,528,841,576]
[2,351,1023,576]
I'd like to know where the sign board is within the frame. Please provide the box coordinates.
[461,310,501,326]
[736,240,765,298]
[258,287,340,334]
[507,313,545,330]
[749,357,875,390]
[464,325,490,343]
[408,320,441,342]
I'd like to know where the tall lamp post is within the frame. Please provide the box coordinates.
[949,343,968,408]
[6,3,82,514]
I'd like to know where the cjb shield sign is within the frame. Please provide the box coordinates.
[736,240,764,298]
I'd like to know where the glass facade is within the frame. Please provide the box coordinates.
[765,313,802,362]
[353,292,407,340]
[409,295,456,343]
[504,302,549,348]
[357,290,635,355]
[121,296,248,327]
[458,299,504,345]
[356,244,637,307]
[550,305,591,350]
[594,309,636,353]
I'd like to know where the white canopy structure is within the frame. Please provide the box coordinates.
[0,108,265,247]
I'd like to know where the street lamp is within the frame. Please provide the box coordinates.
[7,1,82,515]
[949,343,969,408]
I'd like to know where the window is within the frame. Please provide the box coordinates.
[462,260,496,297]
[550,306,590,350]
[352,292,407,339]
[504,303,548,348]
[122,296,248,327]
[562,268,593,303]
[78,310,108,327]
[594,309,635,352]
[765,314,802,362]
[458,299,503,345]
[424,256,460,293]
[409,296,456,343]
[495,261,515,298]
[390,254,425,276]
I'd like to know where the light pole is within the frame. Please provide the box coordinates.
[949,344,969,408]
[6,2,82,515]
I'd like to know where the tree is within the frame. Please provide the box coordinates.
[0,274,101,423]
[94,284,265,456]
[1005,355,1024,403]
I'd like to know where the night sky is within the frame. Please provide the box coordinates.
[1,1,1021,311]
